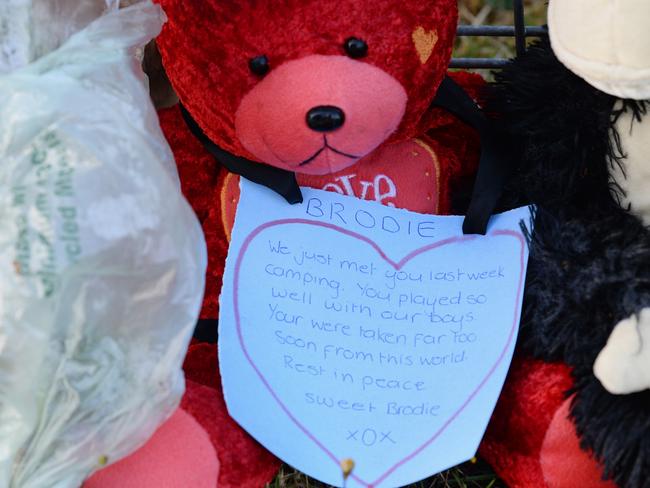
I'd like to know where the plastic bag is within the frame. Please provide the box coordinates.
[0,0,120,74]
[0,2,207,487]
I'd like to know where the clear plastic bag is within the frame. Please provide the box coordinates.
[0,2,207,487]
[0,0,120,74]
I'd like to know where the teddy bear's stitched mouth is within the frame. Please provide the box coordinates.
[298,135,359,167]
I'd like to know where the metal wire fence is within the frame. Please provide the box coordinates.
[451,0,547,69]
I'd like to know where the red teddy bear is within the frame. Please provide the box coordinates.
[87,1,488,486]
[155,0,485,321]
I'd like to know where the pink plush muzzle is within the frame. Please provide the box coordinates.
[235,55,408,175]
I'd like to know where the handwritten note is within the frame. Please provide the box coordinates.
[219,179,531,488]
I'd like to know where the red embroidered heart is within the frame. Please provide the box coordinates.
[219,139,441,241]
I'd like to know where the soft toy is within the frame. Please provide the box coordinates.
[87,0,497,486]
[479,2,650,487]
[153,0,493,321]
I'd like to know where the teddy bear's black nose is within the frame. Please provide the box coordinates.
[306,106,345,132]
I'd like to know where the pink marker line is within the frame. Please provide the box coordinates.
[231,219,526,488]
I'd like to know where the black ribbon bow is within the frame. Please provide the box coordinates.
[181,75,513,235]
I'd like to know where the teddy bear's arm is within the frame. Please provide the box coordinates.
[516,206,650,488]
[158,106,221,223]
[481,205,650,488]
[158,105,229,318]
[571,350,650,488]
[520,207,650,363]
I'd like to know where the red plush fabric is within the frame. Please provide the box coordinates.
[183,344,282,488]
[183,341,221,389]
[155,0,457,161]
[479,358,575,487]
[84,409,219,488]
[540,397,616,488]
[449,71,488,104]
[421,72,483,214]
[159,107,228,319]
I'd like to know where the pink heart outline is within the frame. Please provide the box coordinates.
[231,218,526,487]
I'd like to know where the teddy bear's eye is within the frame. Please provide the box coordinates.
[249,55,270,76]
[343,37,368,58]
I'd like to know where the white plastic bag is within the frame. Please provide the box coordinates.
[0,2,207,487]
[0,0,120,74]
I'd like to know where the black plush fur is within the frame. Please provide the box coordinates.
[489,38,650,488]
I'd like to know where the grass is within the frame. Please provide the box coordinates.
[267,3,546,487]
[269,458,504,488]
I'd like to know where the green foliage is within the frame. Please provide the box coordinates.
[486,0,513,9]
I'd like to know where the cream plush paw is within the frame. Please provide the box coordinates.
[594,308,650,394]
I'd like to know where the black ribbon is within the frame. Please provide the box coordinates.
[180,105,303,204]
[432,76,514,234]
[181,76,512,235]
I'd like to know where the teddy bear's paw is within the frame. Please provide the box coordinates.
[83,408,219,488]
[594,308,650,394]
[540,397,616,488]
